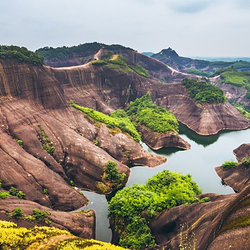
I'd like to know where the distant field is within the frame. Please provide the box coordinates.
[221,71,250,86]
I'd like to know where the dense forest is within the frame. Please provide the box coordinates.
[0,45,44,66]
[182,78,226,103]
[109,170,209,249]
[126,93,179,133]
[36,42,133,61]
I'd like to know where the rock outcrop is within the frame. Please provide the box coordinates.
[137,125,191,150]
[215,143,250,193]
[0,59,167,212]
[149,185,250,250]
[0,196,95,239]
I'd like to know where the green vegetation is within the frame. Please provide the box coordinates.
[222,161,238,170]
[221,71,250,87]
[37,124,55,155]
[43,188,48,195]
[182,78,226,103]
[0,191,10,199]
[9,208,51,223]
[242,153,250,166]
[36,42,133,61]
[97,161,126,194]
[187,68,210,77]
[109,170,208,249]
[220,71,250,99]
[9,187,25,199]
[30,209,51,223]
[104,161,126,184]
[15,139,23,147]
[128,64,150,78]
[93,139,99,146]
[0,220,126,249]
[233,103,250,120]
[126,93,179,133]
[70,103,141,142]
[12,208,23,218]
[0,45,44,65]
[92,54,150,78]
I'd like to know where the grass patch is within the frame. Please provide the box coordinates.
[187,69,210,77]
[71,103,141,142]
[92,54,150,77]
[221,71,250,87]
[233,103,250,120]
[109,170,208,249]
[182,78,226,104]
[222,161,238,170]
[126,93,179,133]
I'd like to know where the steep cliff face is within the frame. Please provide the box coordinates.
[0,59,167,210]
[50,62,249,135]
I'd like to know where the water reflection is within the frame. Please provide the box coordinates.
[78,126,250,242]
[179,123,220,147]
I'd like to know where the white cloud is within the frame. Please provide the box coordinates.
[0,0,250,56]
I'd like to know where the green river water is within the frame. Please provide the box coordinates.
[81,125,250,242]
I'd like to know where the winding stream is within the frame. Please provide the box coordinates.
[81,126,250,242]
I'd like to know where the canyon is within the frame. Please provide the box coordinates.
[1,44,250,249]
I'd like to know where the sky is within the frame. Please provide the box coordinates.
[0,0,250,57]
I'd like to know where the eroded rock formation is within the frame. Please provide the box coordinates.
[0,196,95,239]
[137,125,191,150]
[149,185,250,250]
[215,143,250,193]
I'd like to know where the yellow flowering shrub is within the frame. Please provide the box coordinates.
[0,221,127,250]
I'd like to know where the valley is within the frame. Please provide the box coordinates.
[1,44,250,249]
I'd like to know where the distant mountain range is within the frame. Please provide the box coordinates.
[142,48,250,75]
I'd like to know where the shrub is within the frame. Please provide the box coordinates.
[37,124,55,155]
[109,170,207,249]
[104,161,125,184]
[127,93,179,133]
[9,187,25,199]
[43,188,48,195]
[182,78,226,103]
[15,139,23,147]
[32,209,50,222]
[222,161,238,170]
[12,208,23,218]
[0,191,10,199]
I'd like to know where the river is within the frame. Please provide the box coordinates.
[80,125,250,242]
